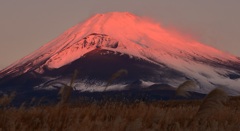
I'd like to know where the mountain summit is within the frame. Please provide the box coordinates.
[1,12,240,95]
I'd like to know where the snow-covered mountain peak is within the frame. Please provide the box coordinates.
[1,12,240,73]
[0,12,240,95]
[46,33,124,69]
[65,12,238,62]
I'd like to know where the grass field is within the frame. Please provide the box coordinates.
[0,94,239,131]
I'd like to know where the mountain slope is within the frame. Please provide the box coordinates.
[0,12,240,95]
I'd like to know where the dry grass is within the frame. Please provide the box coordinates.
[58,70,78,105]
[0,92,16,107]
[44,70,79,105]
[105,69,128,89]
[176,80,197,98]
[0,96,239,130]
[187,88,230,129]
[194,88,229,120]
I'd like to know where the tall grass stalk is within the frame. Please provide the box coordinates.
[58,70,79,105]
[194,88,228,120]
[176,80,197,98]
[105,69,128,90]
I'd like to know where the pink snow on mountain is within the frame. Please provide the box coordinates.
[1,12,240,94]
[3,12,238,69]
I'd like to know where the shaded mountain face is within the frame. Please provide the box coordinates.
[0,12,240,96]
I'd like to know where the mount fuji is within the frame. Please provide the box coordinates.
[1,12,240,101]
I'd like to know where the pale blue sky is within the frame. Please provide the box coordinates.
[0,0,240,69]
